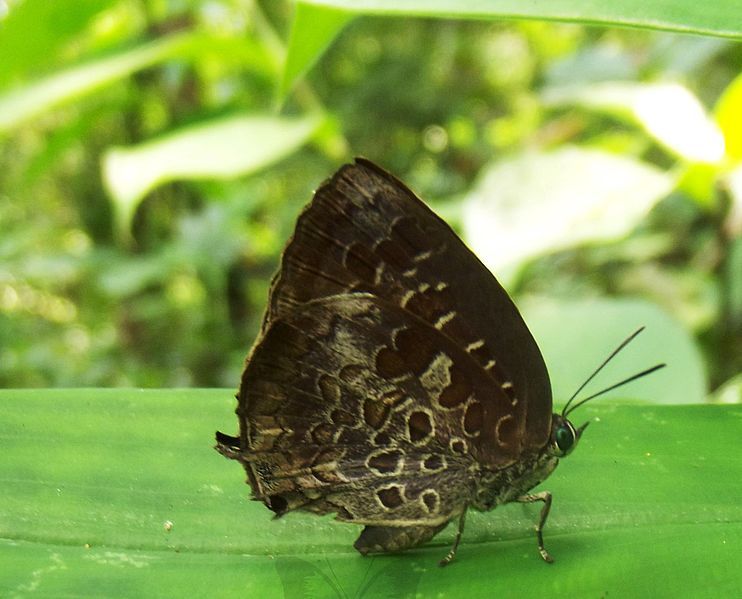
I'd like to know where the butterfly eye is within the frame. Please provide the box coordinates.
[555,424,576,455]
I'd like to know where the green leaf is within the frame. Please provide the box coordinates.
[283,0,742,96]
[101,113,322,239]
[0,32,199,135]
[1,389,740,596]
[296,0,742,35]
[0,0,116,88]
[461,146,675,270]
[522,297,707,405]
[281,3,354,99]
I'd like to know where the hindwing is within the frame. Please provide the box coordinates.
[239,294,525,525]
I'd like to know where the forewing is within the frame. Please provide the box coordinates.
[238,294,520,526]
[262,158,552,448]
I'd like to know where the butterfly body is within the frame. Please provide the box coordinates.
[473,450,559,511]
[216,158,583,563]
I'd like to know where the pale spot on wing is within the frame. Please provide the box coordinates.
[413,249,433,263]
[434,310,456,330]
[400,289,416,308]
[373,261,385,285]
[419,352,454,396]
[466,339,485,352]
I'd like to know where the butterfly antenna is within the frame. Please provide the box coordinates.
[563,363,666,417]
[562,327,652,417]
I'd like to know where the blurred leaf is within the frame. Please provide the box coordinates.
[281,3,353,99]
[95,251,174,298]
[283,0,742,95]
[101,113,322,238]
[295,0,742,37]
[543,82,726,163]
[725,164,742,236]
[0,0,115,88]
[715,71,742,163]
[711,374,742,404]
[647,35,731,77]
[1,389,741,596]
[0,32,198,135]
[678,162,720,207]
[462,146,675,270]
[725,233,742,323]
[544,44,638,86]
[521,297,707,405]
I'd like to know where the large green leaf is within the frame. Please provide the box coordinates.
[283,0,742,99]
[0,0,116,88]
[523,297,707,405]
[281,3,353,98]
[0,33,199,135]
[1,389,740,597]
[101,113,323,238]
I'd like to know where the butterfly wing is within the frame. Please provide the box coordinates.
[239,294,523,526]
[258,158,552,449]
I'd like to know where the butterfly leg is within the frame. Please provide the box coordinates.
[516,491,554,563]
[438,506,468,567]
[354,522,447,556]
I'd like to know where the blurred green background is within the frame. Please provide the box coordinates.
[2,2,742,597]
[0,0,740,402]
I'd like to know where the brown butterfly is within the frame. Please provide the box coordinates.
[216,158,663,565]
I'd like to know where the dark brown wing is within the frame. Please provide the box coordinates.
[239,294,523,525]
[258,158,552,449]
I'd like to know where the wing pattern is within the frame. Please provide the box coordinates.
[241,295,520,525]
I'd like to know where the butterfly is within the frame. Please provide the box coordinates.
[216,158,663,565]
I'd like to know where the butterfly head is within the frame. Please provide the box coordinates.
[547,414,589,458]
[545,327,666,459]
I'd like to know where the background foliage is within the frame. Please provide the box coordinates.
[2,1,742,597]
[1,0,740,399]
